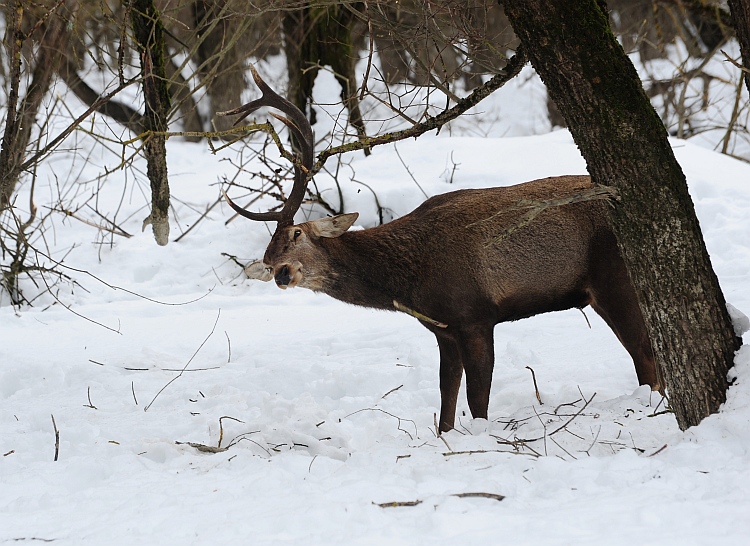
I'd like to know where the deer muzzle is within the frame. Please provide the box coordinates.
[275,265,291,288]
[273,261,304,289]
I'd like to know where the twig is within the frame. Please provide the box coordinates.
[554,399,582,414]
[470,186,619,247]
[519,392,597,443]
[51,415,59,461]
[359,1,374,101]
[381,384,403,399]
[144,309,221,411]
[452,492,505,501]
[721,49,750,75]
[547,392,596,437]
[218,416,244,449]
[549,435,576,460]
[629,432,644,454]
[443,449,539,458]
[433,412,453,451]
[394,144,429,199]
[49,207,132,238]
[343,407,417,440]
[224,331,232,363]
[579,308,591,328]
[648,409,674,417]
[393,300,447,328]
[83,386,97,409]
[532,405,548,456]
[526,366,542,405]
[375,500,423,508]
[648,444,668,457]
[131,381,138,405]
[226,432,266,453]
[173,195,223,243]
[176,441,228,453]
[584,425,602,456]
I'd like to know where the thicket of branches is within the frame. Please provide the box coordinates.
[0,0,746,305]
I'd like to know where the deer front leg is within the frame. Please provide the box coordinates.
[436,335,463,432]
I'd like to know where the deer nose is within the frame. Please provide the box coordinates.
[275,265,291,287]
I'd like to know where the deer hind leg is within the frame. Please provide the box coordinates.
[436,335,464,432]
[456,326,496,424]
[589,275,661,391]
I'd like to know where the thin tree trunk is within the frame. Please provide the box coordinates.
[502,0,741,430]
[131,0,171,246]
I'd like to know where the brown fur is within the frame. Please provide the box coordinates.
[250,175,658,432]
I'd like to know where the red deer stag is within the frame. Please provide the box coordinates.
[222,67,659,432]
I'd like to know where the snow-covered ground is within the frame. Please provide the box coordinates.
[2,58,750,544]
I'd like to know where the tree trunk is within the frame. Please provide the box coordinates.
[502,0,741,430]
[131,0,171,246]
[728,0,750,94]
[282,4,369,153]
[192,0,247,135]
[0,1,65,211]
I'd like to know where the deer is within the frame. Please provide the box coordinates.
[221,67,659,433]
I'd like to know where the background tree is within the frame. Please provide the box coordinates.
[502,0,742,430]
[131,0,171,246]
[282,2,369,152]
[0,0,66,211]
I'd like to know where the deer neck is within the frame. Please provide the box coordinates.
[319,229,418,311]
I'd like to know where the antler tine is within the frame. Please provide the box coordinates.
[221,188,282,223]
[219,65,314,229]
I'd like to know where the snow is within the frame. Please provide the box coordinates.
[2,71,750,545]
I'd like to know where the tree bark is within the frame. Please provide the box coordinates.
[502,0,741,430]
[728,0,750,94]
[131,0,171,246]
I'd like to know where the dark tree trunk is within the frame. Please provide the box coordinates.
[131,0,171,245]
[502,0,741,430]
[728,0,750,94]
[282,4,370,154]
[0,1,65,211]
[192,0,247,135]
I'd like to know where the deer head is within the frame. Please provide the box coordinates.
[244,213,359,290]
[221,67,358,288]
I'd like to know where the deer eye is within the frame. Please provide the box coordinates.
[293,229,302,240]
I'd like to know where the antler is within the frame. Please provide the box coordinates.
[218,66,313,227]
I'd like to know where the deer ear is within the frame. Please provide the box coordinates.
[308,213,359,238]
[245,260,273,282]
